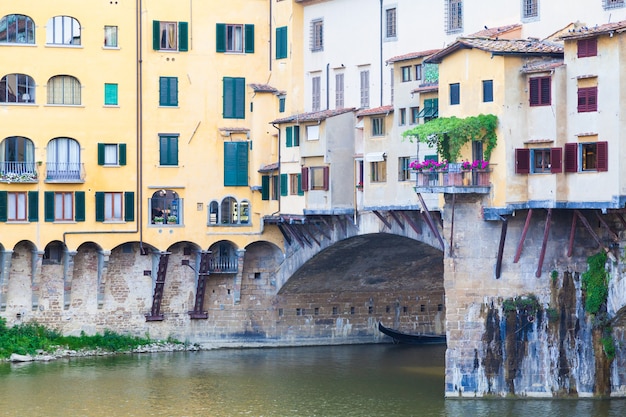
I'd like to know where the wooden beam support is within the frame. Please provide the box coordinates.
[567,211,577,257]
[311,221,331,241]
[575,210,606,250]
[616,213,626,230]
[389,211,405,230]
[283,223,306,248]
[336,216,347,235]
[301,224,321,246]
[372,210,393,230]
[535,208,552,278]
[495,217,508,279]
[277,224,293,245]
[400,211,422,235]
[416,193,445,252]
[595,211,619,241]
[513,209,532,263]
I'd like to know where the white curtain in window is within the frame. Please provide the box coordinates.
[55,192,72,220]
[48,76,80,105]
[48,138,80,171]
[105,193,122,219]
[104,144,118,165]
[104,26,117,47]
[8,193,26,220]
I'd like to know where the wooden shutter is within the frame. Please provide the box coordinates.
[578,38,597,58]
[578,87,597,112]
[564,143,578,173]
[597,141,608,172]
[322,166,330,191]
[280,173,288,196]
[124,192,135,221]
[286,126,293,147]
[104,84,118,105]
[119,143,127,166]
[261,175,270,200]
[529,78,539,106]
[276,26,287,59]
[297,173,304,195]
[152,21,161,50]
[0,191,6,222]
[216,23,226,52]
[515,148,530,174]
[75,191,85,222]
[178,22,188,51]
[244,24,255,53]
[236,142,249,185]
[44,191,55,222]
[159,77,177,106]
[97,143,105,165]
[223,77,246,119]
[301,167,309,191]
[550,147,562,173]
[95,192,105,222]
[224,142,248,186]
[540,77,551,105]
[28,191,38,222]
[293,126,300,146]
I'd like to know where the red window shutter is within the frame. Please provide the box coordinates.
[322,166,329,190]
[596,141,608,172]
[550,147,562,173]
[578,87,597,112]
[578,38,598,58]
[564,143,578,173]
[301,166,309,191]
[515,148,530,174]
[529,78,539,106]
[540,77,551,105]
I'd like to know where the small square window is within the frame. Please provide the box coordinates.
[522,0,539,19]
[529,77,551,106]
[577,87,597,112]
[372,117,384,136]
[159,22,178,51]
[310,166,327,190]
[401,66,411,82]
[104,83,118,106]
[532,149,551,173]
[371,160,387,183]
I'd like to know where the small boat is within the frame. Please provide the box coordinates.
[378,322,446,345]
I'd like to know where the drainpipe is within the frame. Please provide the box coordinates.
[326,63,330,110]
[379,0,383,107]
[269,0,273,71]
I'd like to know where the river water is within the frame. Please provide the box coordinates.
[1,344,625,417]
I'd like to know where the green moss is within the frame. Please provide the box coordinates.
[546,307,560,323]
[502,294,540,315]
[601,333,616,361]
[581,251,609,316]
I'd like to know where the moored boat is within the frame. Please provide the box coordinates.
[378,322,446,345]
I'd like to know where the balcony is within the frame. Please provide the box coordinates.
[0,162,38,183]
[45,162,85,183]
[414,170,491,194]
[208,256,238,274]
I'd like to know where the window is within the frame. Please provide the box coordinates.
[529,76,550,106]
[446,0,463,33]
[372,117,384,136]
[564,143,608,172]
[1,73,36,103]
[0,14,35,44]
[335,73,344,108]
[216,23,254,53]
[159,77,178,106]
[306,125,319,141]
[47,75,81,105]
[577,38,598,58]
[152,21,189,52]
[516,148,563,174]
[399,108,406,125]
[98,143,126,166]
[208,198,249,225]
[398,157,413,181]
[578,87,597,112]
[289,173,303,195]
[360,70,370,108]
[56,192,74,221]
[310,19,323,51]
[385,7,397,39]
[96,192,134,222]
[604,0,625,10]
[46,137,81,180]
[7,192,27,221]
[224,141,248,186]
[223,77,245,119]
[279,95,286,112]
[401,66,412,82]
[104,26,118,47]
[1,136,36,177]
[104,83,118,105]
[522,0,539,18]
[582,143,605,171]
[0,191,37,222]
[410,107,419,124]
[104,192,122,221]
[222,197,238,224]
[312,76,321,111]
[285,126,300,147]
[276,26,287,59]
[483,80,493,102]
[371,161,387,182]
[46,16,81,45]
[262,175,280,200]
[450,83,460,105]
[159,134,178,166]
[415,64,422,81]
[150,190,181,225]
[418,98,439,121]
[532,149,551,173]
[310,166,329,190]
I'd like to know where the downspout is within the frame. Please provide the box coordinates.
[326,63,330,110]
[379,0,384,107]
[269,0,273,71]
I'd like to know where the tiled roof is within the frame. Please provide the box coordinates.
[271,108,355,124]
[412,83,439,94]
[258,162,279,172]
[386,49,441,64]
[469,23,522,39]
[249,83,279,93]
[559,20,626,40]
[520,60,565,74]
[355,105,393,117]
[426,37,563,63]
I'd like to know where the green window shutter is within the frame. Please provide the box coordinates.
[216,23,226,52]
[224,142,248,186]
[75,191,85,222]
[276,26,287,59]
[104,83,118,105]
[178,22,188,51]
[97,143,105,165]
[118,143,127,166]
[279,97,285,113]
[152,21,161,50]
[261,175,270,200]
[286,126,293,147]
[244,24,255,53]
[0,191,6,222]
[280,173,288,196]
[293,126,300,146]
[124,192,135,221]
[28,191,38,222]
[95,192,105,222]
[236,142,249,186]
[44,191,55,222]
[159,77,178,106]
[223,77,246,119]
[160,136,178,166]
[297,173,304,196]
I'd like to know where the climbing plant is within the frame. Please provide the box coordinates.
[402,114,498,162]
[581,251,609,316]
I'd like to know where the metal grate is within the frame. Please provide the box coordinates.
[604,0,625,10]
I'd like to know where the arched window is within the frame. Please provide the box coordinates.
[47,75,81,105]
[46,137,81,180]
[0,73,35,103]
[150,189,182,225]
[208,200,219,225]
[208,198,251,226]
[0,136,35,176]
[239,199,250,224]
[46,16,81,45]
[0,14,35,44]
[220,197,237,224]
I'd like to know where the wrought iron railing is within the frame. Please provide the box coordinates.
[208,256,238,273]
[0,161,38,182]
[45,162,85,181]
[415,170,491,190]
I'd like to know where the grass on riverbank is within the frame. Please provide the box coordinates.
[0,317,154,359]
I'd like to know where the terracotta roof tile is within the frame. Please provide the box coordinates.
[520,60,565,74]
[271,108,355,124]
[249,83,278,93]
[469,23,522,39]
[559,20,626,40]
[355,105,393,117]
[386,49,442,64]
[412,82,439,94]
[427,37,563,63]
[258,162,279,172]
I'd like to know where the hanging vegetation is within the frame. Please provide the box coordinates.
[402,114,498,162]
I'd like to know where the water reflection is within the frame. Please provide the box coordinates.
[0,344,625,417]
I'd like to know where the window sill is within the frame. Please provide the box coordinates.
[102,46,120,50]
[45,44,83,49]
[44,104,85,108]
[103,104,120,108]
[158,105,180,108]
[0,102,37,106]
[103,220,125,224]
[5,220,29,224]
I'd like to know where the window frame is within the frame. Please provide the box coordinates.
[385,7,397,39]
[372,117,384,136]
[577,86,598,112]
[522,0,539,19]
[482,80,493,103]
[104,25,118,48]
[449,83,460,105]
[223,141,249,187]
[603,0,625,10]
[399,108,406,126]
[310,19,323,52]
[159,134,179,166]
[47,75,81,105]
[335,73,344,108]
[276,26,287,59]
[398,157,413,182]
[223,77,246,119]
[577,38,598,58]
[158,21,177,51]
[46,15,81,46]
[104,83,118,106]
[446,0,463,33]
[159,76,178,107]
[55,192,74,221]
[311,76,321,112]
[529,76,551,106]
[309,166,329,191]
[401,66,412,82]
[0,14,35,44]
[414,64,422,81]
[104,192,124,221]
[0,73,36,104]
[360,70,370,108]
[7,191,27,221]
[371,160,387,183]
[410,107,419,124]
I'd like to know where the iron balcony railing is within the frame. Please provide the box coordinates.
[0,161,38,182]
[45,162,85,182]
[414,170,491,194]
[208,256,238,273]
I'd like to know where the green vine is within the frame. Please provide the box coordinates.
[502,294,540,315]
[581,251,609,316]
[402,114,498,162]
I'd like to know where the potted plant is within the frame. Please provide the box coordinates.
[167,215,178,224]
[153,216,164,224]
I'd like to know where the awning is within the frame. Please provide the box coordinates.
[365,151,386,162]
[416,106,438,118]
